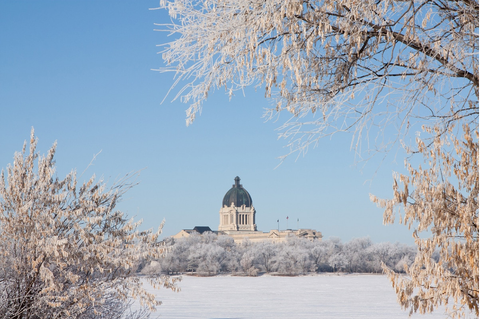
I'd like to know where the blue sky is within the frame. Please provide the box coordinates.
[0,1,417,243]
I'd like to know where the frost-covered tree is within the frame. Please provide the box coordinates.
[371,125,479,318]
[253,241,278,273]
[274,237,313,275]
[173,233,203,272]
[185,232,229,275]
[162,232,238,275]
[156,0,478,155]
[157,234,418,276]
[309,239,330,272]
[366,241,404,272]
[0,130,179,319]
[327,252,348,273]
[188,239,229,276]
[215,235,240,273]
[392,248,416,273]
[320,237,343,272]
[371,242,393,271]
[239,250,258,276]
[342,237,373,272]
[216,234,236,251]
[234,238,256,275]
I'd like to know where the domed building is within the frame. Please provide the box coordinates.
[173,176,321,243]
[218,176,257,231]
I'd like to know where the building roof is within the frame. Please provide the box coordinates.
[222,176,253,208]
[193,226,212,234]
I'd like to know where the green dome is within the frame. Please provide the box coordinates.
[222,176,253,207]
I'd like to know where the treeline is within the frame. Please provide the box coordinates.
[139,233,423,276]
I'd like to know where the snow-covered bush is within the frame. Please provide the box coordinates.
[0,130,178,319]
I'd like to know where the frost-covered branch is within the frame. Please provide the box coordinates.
[155,0,478,157]
[371,125,479,318]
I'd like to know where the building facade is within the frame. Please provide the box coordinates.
[218,176,257,232]
[173,176,322,243]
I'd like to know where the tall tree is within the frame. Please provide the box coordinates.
[0,130,179,319]
[371,125,478,317]
[156,0,478,155]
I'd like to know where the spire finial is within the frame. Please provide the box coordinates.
[234,176,240,187]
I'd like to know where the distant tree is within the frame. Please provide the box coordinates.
[157,0,478,156]
[161,236,198,273]
[216,235,239,273]
[0,130,179,319]
[309,240,330,272]
[193,244,225,276]
[216,235,236,251]
[224,251,241,274]
[366,242,397,272]
[285,237,314,274]
[388,242,417,273]
[392,251,415,274]
[273,237,312,275]
[240,250,259,276]
[343,237,373,272]
[371,125,478,318]
[328,252,348,273]
[273,248,296,275]
[161,233,238,275]
[185,233,228,275]
[295,249,313,274]
[254,241,278,273]
[200,231,218,244]
[321,237,344,272]
[140,261,163,276]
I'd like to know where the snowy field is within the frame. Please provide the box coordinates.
[134,274,469,319]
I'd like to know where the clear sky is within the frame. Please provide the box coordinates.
[0,1,417,244]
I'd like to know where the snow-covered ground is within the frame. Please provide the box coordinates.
[134,274,471,319]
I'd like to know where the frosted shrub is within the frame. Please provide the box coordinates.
[0,130,179,319]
